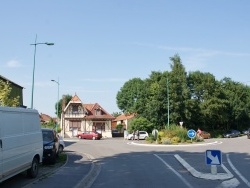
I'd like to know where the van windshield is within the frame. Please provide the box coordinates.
[42,131,54,142]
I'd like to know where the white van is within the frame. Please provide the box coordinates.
[0,106,43,183]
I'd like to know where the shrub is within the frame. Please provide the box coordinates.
[171,136,181,143]
[146,135,155,143]
[161,137,171,145]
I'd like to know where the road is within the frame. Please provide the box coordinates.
[1,136,250,188]
[71,136,250,188]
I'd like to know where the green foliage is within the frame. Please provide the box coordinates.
[41,119,56,129]
[116,54,250,134]
[112,112,122,117]
[128,117,153,133]
[146,135,155,143]
[146,125,195,145]
[116,78,144,113]
[161,137,172,145]
[55,94,72,118]
[116,124,123,132]
[0,80,20,107]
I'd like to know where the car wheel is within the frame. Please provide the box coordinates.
[27,157,39,178]
[50,154,57,164]
[59,145,63,153]
[78,136,82,139]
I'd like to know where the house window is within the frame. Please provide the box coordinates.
[69,121,81,131]
[95,109,102,116]
[94,122,105,133]
[72,105,79,114]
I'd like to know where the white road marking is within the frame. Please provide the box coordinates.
[226,154,250,187]
[154,154,193,188]
[174,154,233,180]
[217,178,240,188]
[129,140,223,147]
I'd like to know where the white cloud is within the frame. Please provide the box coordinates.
[6,60,21,68]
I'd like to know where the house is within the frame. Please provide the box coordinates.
[113,113,135,131]
[40,113,54,124]
[0,75,25,107]
[61,94,115,138]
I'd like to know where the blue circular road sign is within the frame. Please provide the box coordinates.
[187,129,196,139]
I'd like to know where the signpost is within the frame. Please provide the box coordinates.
[187,129,196,140]
[205,150,222,175]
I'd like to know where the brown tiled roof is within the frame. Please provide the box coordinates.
[71,94,82,103]
[40,113,53,122]
[84,103,115,120]
[64,94,115,120]
[114,113,135,121]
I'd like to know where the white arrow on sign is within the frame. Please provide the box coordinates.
[207,151,220,165]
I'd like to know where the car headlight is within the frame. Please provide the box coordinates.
[44,145,53,149]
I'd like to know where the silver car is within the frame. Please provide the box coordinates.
[128,131,149,140]
[59,136,65,153]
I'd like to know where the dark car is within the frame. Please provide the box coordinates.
[42,128,60,164]
[247,128,250,139]
[223,130,241,138]
[77,131,102,140]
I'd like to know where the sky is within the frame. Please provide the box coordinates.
[1,1,250,117]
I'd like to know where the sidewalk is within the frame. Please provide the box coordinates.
[23,151,98,188]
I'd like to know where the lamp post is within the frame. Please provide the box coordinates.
[30,35,54,109]
[167,78,170,129]
[51,78,59,133]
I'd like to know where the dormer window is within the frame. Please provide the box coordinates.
[72,105,79,114]
[95,108,102,115]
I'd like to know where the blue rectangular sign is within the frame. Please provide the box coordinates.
[205,150,222,165]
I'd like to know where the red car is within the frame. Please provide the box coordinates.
[77,131,102,140]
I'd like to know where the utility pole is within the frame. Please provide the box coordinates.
[167,78,170,129]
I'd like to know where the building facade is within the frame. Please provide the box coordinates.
[0,75,24,107]
[113,113,135,131]
[61,94,115,138]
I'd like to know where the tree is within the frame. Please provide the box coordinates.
[116,78,144,113]
[140,71,169,129]
[187,71,218,129]
[116,53,250,133]
[54,94,72,118]
[169,54,190,125]
[0,80,20,107]
[112,112,122,118]
[129,117,152,133]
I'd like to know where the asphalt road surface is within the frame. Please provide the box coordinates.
[1,136,250,188]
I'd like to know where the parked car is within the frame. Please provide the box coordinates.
[77,131,102,140]
[223,130,241,138]
[42,128,60,164]
[242,129,249,135]
[59,136,65,153]
[127,131,149,140]
[200,131,211,139]
[247,128,250,139]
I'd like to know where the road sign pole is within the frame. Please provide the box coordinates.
[211,165,217,175]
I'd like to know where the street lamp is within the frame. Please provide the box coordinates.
[30,35,54,109]
[51,79,59,133]
[167,78,170,129]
